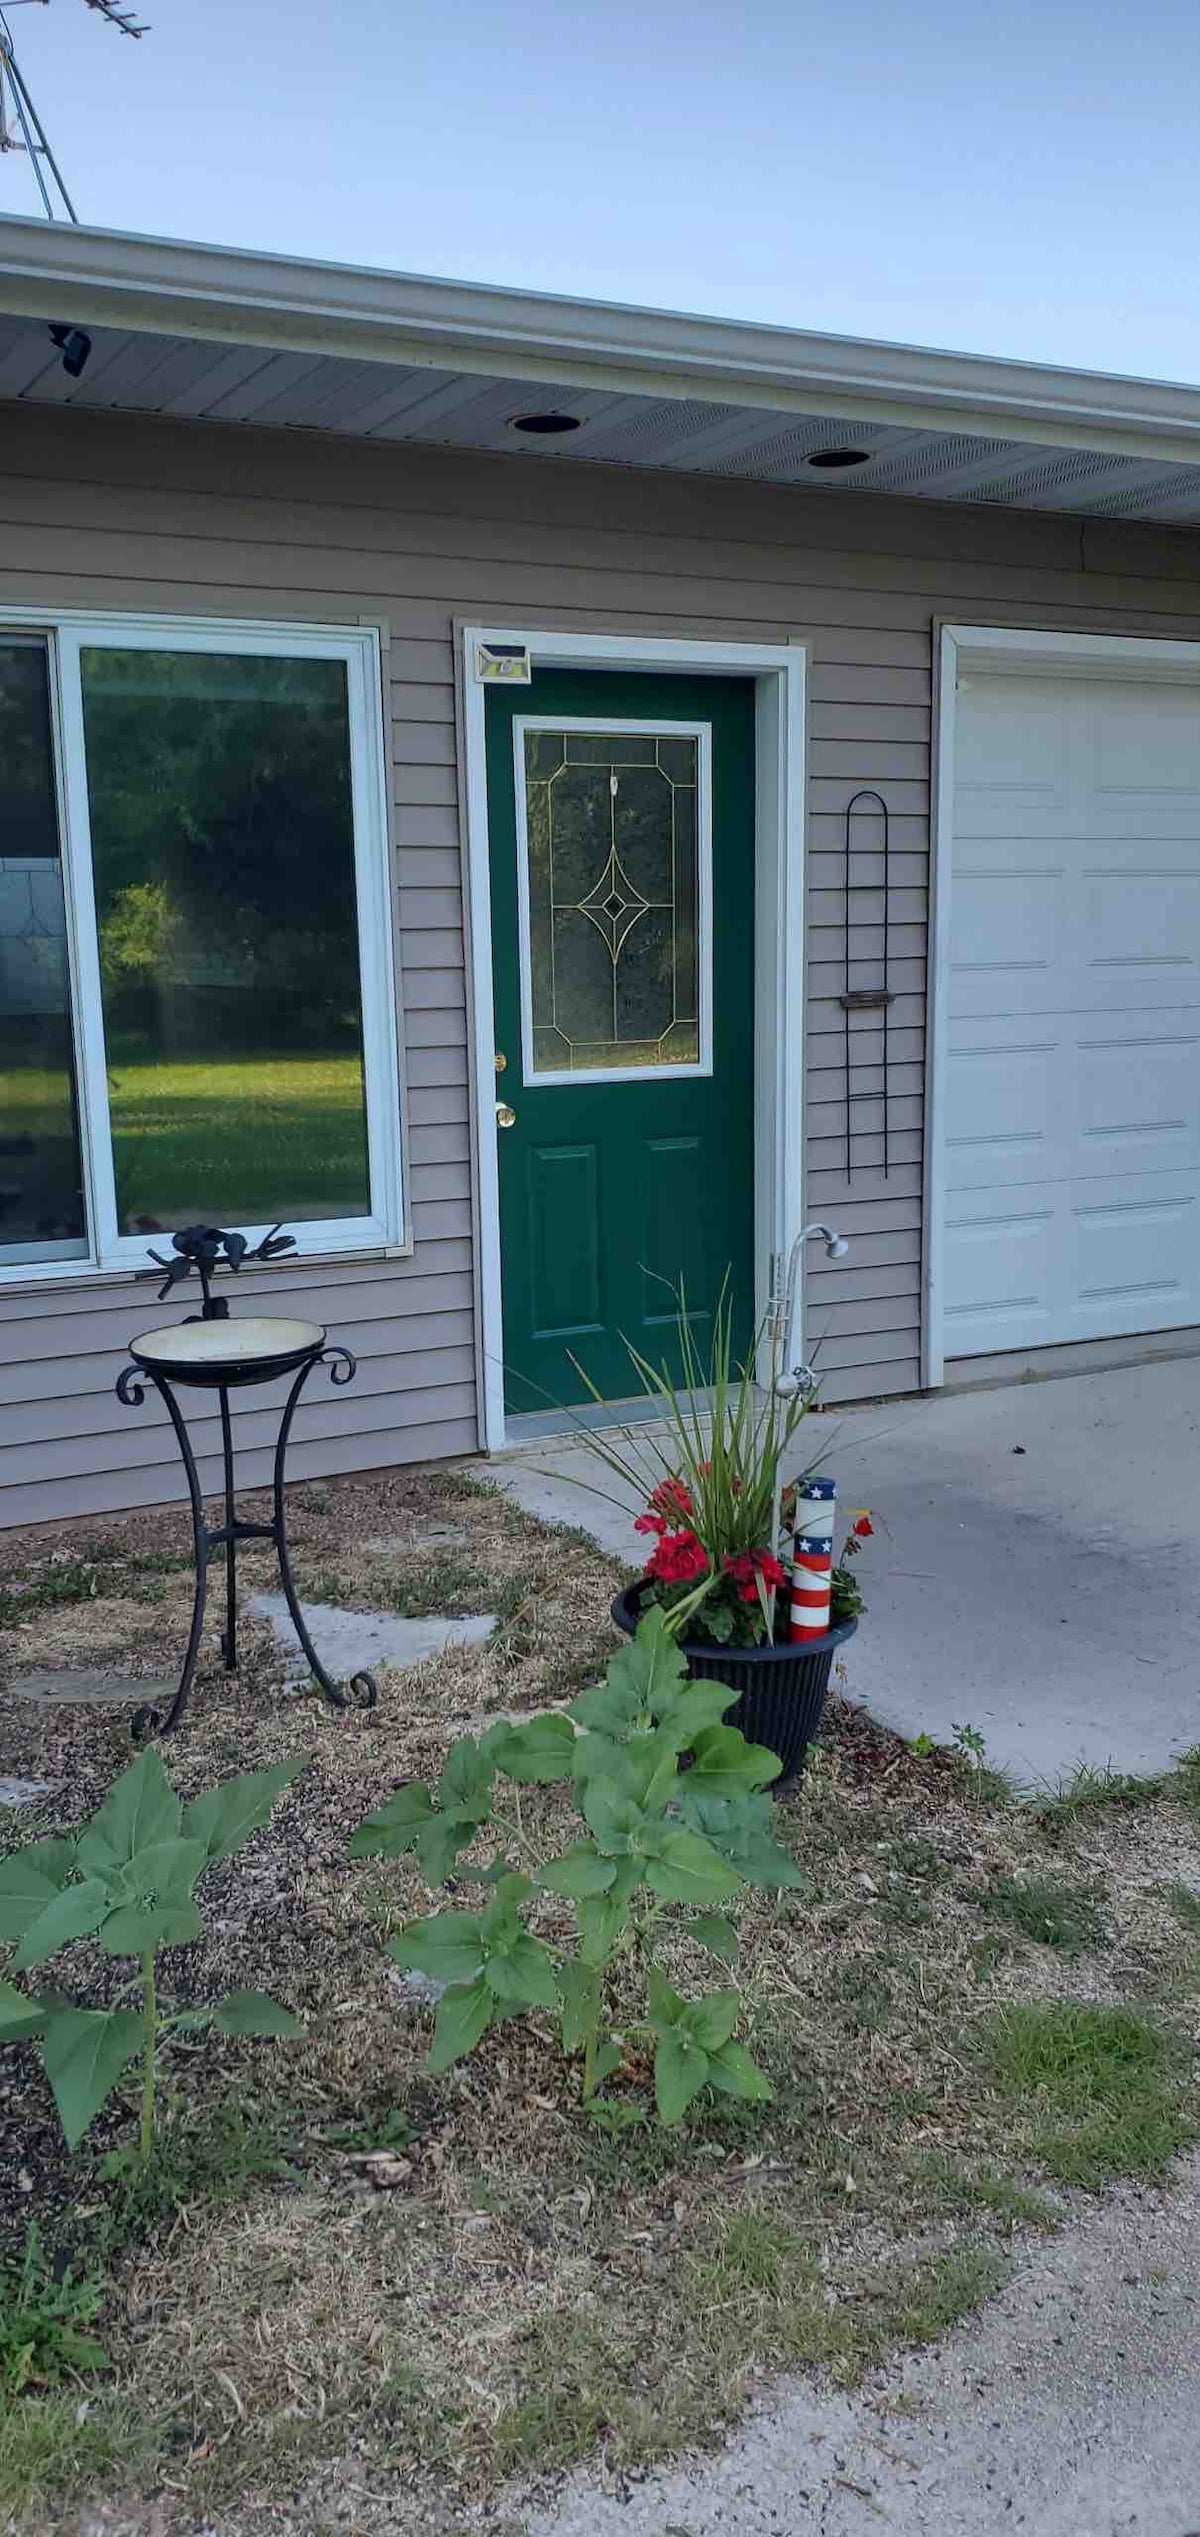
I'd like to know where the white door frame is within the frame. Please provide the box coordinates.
[460,625,808,1452]
[926,622,1200,1386]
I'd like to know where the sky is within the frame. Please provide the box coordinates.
[1,0,1198,384]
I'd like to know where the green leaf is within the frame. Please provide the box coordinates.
[654,1677,740,1739]
[75,1749,180,1874]
[213,1990,305,2038]
[654,2026,711,2125]
[482,1935,559,2010]
[349,1781,436,1858]
[390,1912,486,1986]
[682,1989,741,2052]
[681,1913,740,1965]
[438,1736,495,1822]
[646,1965,686,2031]
[96,1835,208,1958]
[414,1814,477,1885]
[687,1723,782,1797]
[557,1960,601,2055]
[41,2007,145,2151]
[99,1898,203,1957]
[538,1843,617,1901]
[641,1826,744,1908]
[568,1674,645,1743]
[576,1878,638,1967]
[428,1976,492,2073]
[0,1979,46,2041]
[0,1839,75,1941]
[485,1714,576,1784]
[591,2040,624,2088]
[181,1756,307,1864]
[578,1786,646,1854]
[679,1791,809,1891]
[11,1878,111,1975]
[705,2037,773,2103]
[620,1605,691,1719]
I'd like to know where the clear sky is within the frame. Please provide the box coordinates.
[1,0,1197,384]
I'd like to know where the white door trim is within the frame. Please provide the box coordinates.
[460,626,808,1452]
[925,621,1200,1386]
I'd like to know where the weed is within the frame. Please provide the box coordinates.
[93,2097,302,2256]
[0,1562,104,1628]
[981,1875,1106,1955]
[1034,1762,1165,1827]
[976,2001,1196,2187]
[0,2228,107,2397]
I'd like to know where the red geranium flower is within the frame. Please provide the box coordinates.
[647,1528,710,1585]
[723,1548,787,1604]
[651,1476,694,1521]
[852,1513,874,1538]
[634,1511,667,1538]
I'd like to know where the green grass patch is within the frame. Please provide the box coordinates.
[0,2229,108,2399]
[90,2098,302,2260]
[980,1875,1106,1955]
[0,2389,158,2530]
[1034,1762,1166,1827]
[976,2001,1196,2187]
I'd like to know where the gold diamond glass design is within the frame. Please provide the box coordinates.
[523,728,701,1074]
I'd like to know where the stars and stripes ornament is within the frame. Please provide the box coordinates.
[790,1475,836,1643]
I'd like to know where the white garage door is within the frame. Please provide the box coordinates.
[944,666,1200,1357]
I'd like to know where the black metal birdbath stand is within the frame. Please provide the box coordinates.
[114,1225,379,1742]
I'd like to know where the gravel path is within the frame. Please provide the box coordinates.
[525,2155,1200,2537]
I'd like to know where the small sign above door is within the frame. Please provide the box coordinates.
[476,642,532,684]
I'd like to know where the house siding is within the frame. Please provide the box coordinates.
[3,401,1200,1523]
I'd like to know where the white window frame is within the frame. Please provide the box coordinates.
[0,608,404,1287]
[513,714,714,1087]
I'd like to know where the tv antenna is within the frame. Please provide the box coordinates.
[0,0,149,223]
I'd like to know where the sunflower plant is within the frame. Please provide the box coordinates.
[351,1606,805,2125]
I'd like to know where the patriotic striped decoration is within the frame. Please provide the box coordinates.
[790,1531,833,1643]
[795,1474,836,1548]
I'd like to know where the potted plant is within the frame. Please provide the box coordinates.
[570,1287,872,1784]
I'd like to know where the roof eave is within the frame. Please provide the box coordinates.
[2,210,1200,464]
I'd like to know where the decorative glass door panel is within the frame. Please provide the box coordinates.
[487,668,755,1412]
[517,721,710,1080]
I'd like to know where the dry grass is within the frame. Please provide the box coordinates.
[1,1463,1199,2536]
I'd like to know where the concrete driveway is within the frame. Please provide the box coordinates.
[494,1356,1200,1787]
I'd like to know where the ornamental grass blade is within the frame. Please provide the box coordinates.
[41,2007,145,2151]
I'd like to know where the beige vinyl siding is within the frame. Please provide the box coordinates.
[4,404,1200,1519]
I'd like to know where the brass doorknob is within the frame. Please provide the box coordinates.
[495,1101,517,1129]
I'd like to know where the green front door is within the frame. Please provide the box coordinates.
[486,668,755,1413]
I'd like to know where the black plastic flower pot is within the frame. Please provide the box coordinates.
[611,1581,858,1784]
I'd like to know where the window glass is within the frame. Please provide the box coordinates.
[523,727,702,1075]
[0,639,87,1261]
[80,647,372,1235]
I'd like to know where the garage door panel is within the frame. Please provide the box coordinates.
[945,665,1200,1356]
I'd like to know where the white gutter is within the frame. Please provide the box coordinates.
[3,210,1200,465]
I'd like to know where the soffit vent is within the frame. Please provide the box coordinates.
[709,415,893,479]
[852,432,1027,496]
[957,448,1137,506]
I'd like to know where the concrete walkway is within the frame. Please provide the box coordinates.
[493,1356,1200,1786]
[526,2153,1200,2537]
